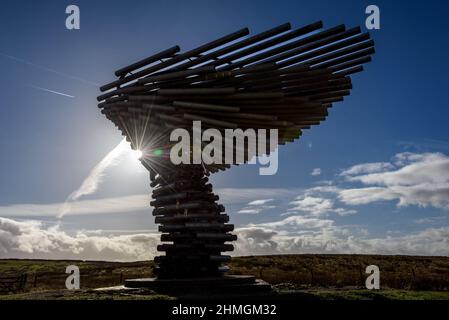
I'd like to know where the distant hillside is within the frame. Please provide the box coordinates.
[1,254,448,293]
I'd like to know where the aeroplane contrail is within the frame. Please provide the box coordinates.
[0,52,99,87]
[58,139,130,218]
[27,84,75,98]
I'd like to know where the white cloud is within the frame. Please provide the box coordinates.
[237,208,263,214]
[238,199,276,214]
[0,194,150,217]
[234,228,279,255]
[234,216,449,256]
[338,187,399,205]
[311,168,321,176]
[393,152,429,166]
[249,215,335,230]
[340,162,394,176]
[414,216,447,224]
[349,153,449,186]
[218,188,297,205]
[0,217,159,261]
[248,199,274,206]
[0,189,288,218]
[288,189,356,217]
[289,196,334,216]
[1,214,448,260]
[334,208,357,216]
[2,151,449,260]
[306,185,341,194]
[338,152,449,209]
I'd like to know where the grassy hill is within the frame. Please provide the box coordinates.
[1,254,448,299]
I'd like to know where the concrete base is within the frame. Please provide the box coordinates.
[124,275,272,294]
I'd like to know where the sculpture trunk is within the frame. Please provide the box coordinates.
[150,164,235,278]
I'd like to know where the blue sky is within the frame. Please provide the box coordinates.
[0,0,448,260]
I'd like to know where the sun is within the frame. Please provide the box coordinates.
[131,149,143,160]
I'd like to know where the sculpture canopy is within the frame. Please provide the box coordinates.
[97,21,374,174]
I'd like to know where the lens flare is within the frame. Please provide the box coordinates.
[153,149,163,156]
[131,149,143,160]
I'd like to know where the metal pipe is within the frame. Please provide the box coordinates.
[100,27,250,92]
[114,45,180,77]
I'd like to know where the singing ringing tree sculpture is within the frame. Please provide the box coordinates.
[97,21,374,292]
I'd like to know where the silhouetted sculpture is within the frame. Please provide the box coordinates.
[97,21,374,291]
